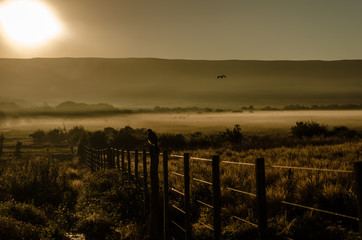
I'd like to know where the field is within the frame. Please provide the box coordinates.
[1,110,362,134]
[0,110,361,239]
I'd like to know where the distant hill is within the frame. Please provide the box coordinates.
[0,58,361,107]
[55,101,119,113]
[0,102,23,112]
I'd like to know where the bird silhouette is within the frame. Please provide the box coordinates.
[217,75,226,79]
[147,129,159,152]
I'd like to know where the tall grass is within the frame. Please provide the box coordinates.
[166,141,362,239]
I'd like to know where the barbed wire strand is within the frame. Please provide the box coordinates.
[281,201,359,221]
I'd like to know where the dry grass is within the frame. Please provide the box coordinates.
[164,141,362,239]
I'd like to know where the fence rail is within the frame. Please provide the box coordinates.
[79,145,362,240]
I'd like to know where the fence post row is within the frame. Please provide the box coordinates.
[354,161,362,239]
[107,148,111,169]
[163,151,169,240]
[150,147,161,240]
[135,150,139,180]
[98,149,100,171]
[111,148,115,168]
[212,155,221,240]
[116,149,120,169]
[256,158,267,240]
[102,149,104,169]
[184,153,191,240]
[127,150,131,177]
[121,150,125,172]
[143,149,149,220]
[82,147,362,240]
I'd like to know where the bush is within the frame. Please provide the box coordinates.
[111,126,146,149]
[77,213,113,240]
[29,130,47,145]
[291,121,328,138]
[47,128,66,145]
[0,215,40,240]
[159,133,187,150]
[89,131,108,148]
[331,126,358,138]
[76,170,144,239]
[0,201,47,226]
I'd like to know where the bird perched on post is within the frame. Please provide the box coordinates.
[147,129,159,152]
[217,74,226,79]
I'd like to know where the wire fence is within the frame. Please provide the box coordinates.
[80,145,362,240]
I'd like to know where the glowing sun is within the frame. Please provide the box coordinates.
[0,0,62,46]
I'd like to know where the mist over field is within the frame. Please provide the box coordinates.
[1,58,362,108]
[1,111,362,135]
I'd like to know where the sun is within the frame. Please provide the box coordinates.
[0,0,62,46]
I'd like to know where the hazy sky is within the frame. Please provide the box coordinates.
[1,0,362,60]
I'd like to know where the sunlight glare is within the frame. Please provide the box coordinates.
[0,0,62,46]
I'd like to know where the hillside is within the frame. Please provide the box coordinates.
[0,58,361,107]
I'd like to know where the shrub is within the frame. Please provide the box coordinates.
[77,213,113,240]
[47,128,66,145]
[291,121,328,138]
[67,126,87,154]
[111,126,146,149]
[29,130,47,145]
[159,133,187,150]
[76,170,144,239]
[89,131,108,148]
[330,126,358,138]
[0,215,40,240]
[224,124,243,143]
[0,201,47,226]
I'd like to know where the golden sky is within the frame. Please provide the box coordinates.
[1,0,362,60]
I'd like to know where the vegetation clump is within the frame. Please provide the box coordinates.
[291,121,359,139]
[291,121,328,138]
[76,170,144,239]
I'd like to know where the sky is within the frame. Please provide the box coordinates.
[1,0,362,60]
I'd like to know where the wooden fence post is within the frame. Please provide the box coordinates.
[99,150,102,170]
[98,149,101,171]
[354,161,362,239]
[127,150,131,177]
[102,150,105,169]
[121,149,125,173]
[150,147,161,240]
[212,155,221,240]
[163,151,169,240]
[101,149,104,169]
[184,153,191,240]
[255,158,267,240]
[135,150,139,180]
[111,148,115,168]
[104,149,106,169]
[116,149,120,170]
[107,148,111,169]
[143,149,149,220]
[97,149,102,170]
[99,150,102,169]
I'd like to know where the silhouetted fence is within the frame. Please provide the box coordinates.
[80,145,362,240]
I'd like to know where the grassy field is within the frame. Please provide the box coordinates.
[0,112,361,239]
[166,141,361,239]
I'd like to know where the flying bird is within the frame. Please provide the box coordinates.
[217,75,227,79]
[147,129,159,152]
